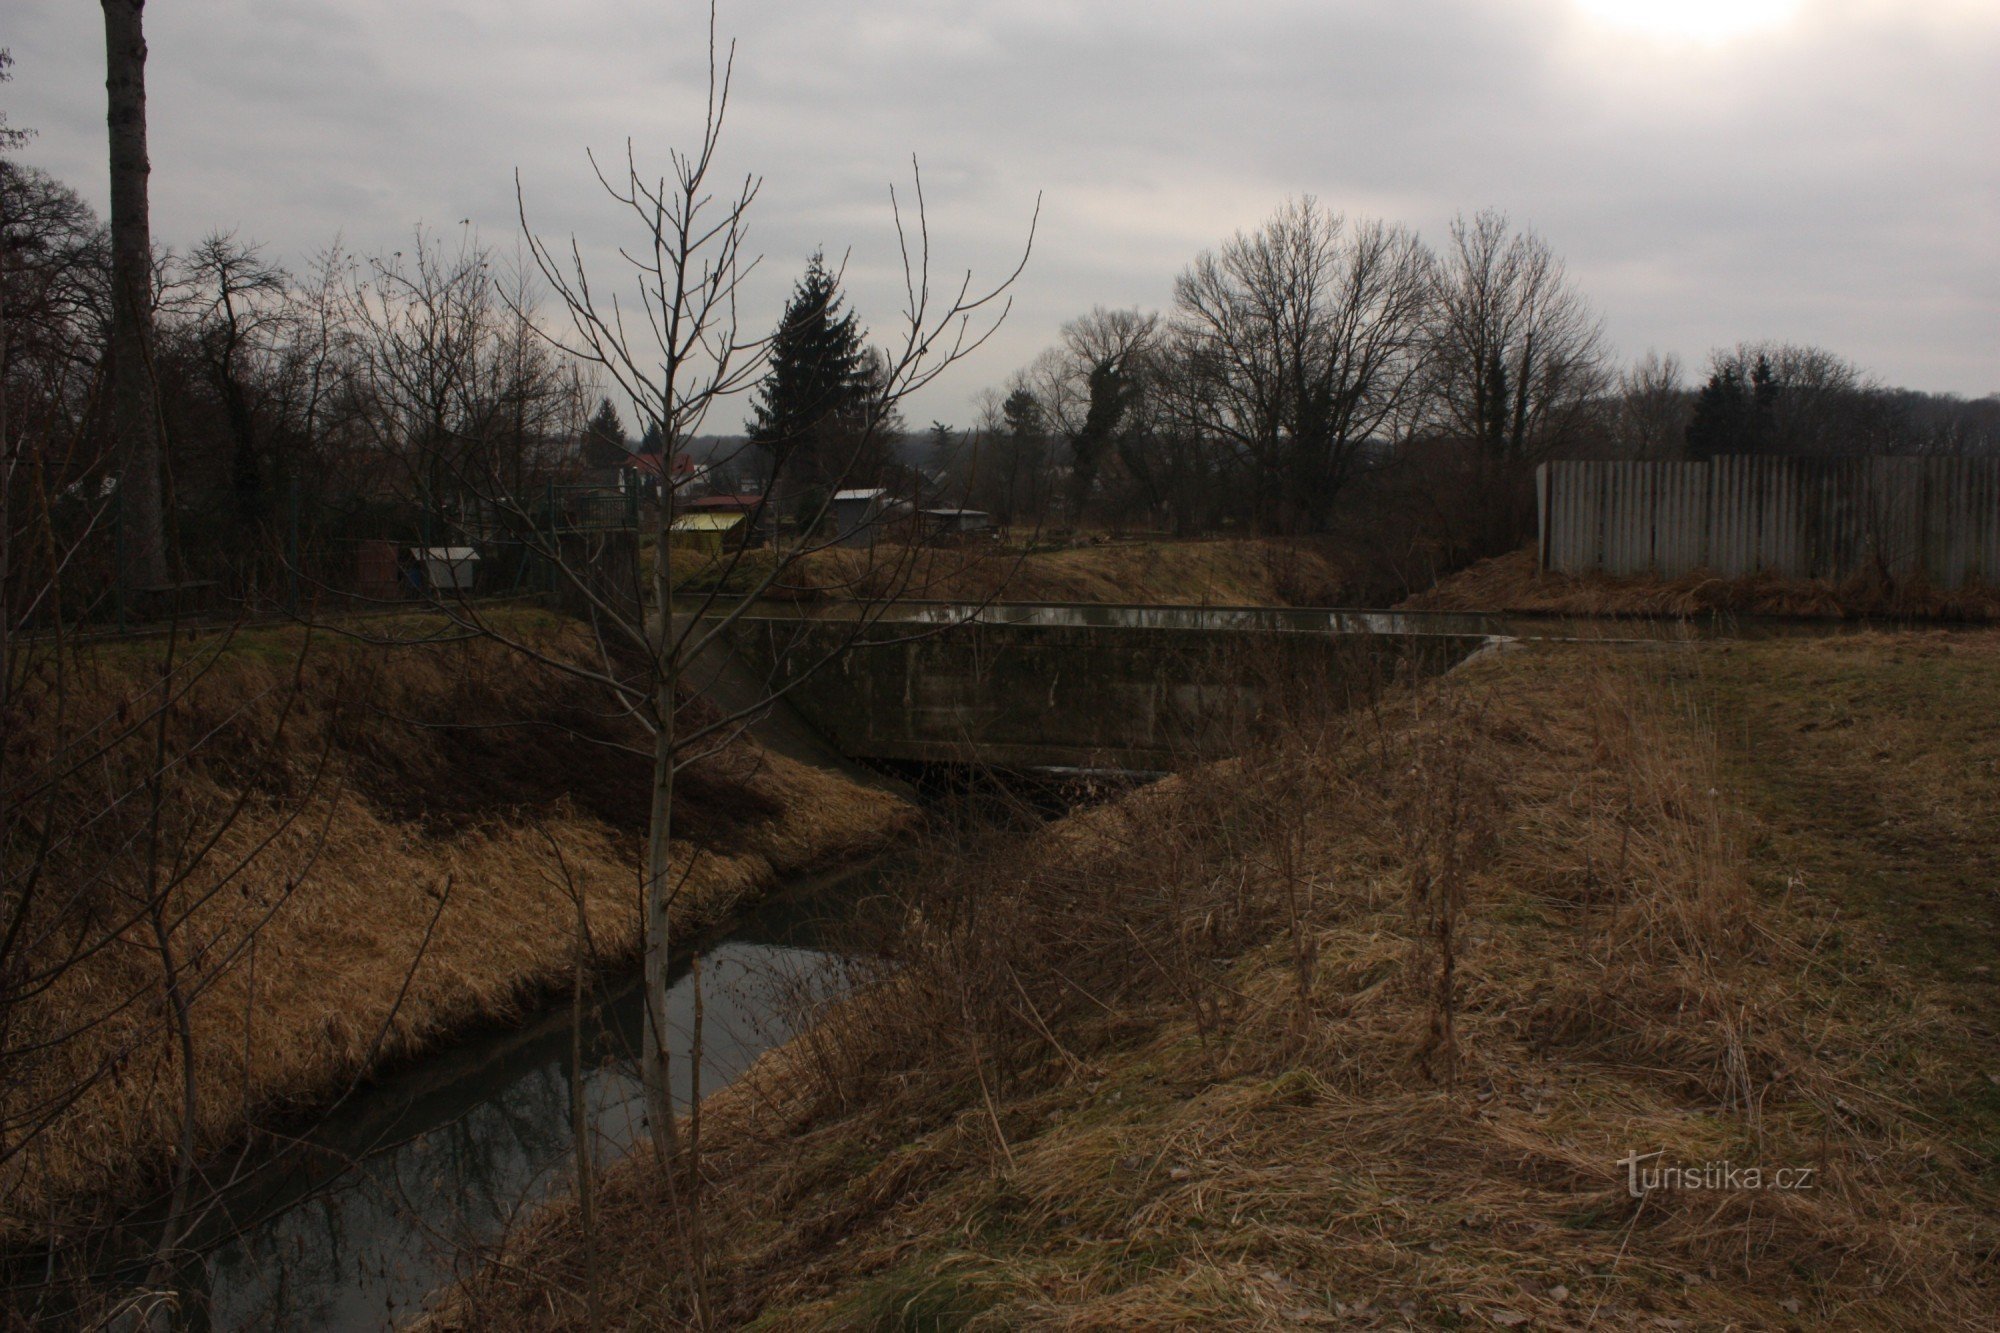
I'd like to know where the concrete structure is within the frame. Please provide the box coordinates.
[1539,455,2000,585]
[724,610,1489,770]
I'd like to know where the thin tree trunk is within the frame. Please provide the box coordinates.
[102,0,167,590]
[640,482,679,1164]
[569,886,599,1333]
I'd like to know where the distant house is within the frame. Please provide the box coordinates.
[684,493,772,545]
[686,492,764,514]
[630,451,707,495]
[829,488,887,547]
[667,511,748,556]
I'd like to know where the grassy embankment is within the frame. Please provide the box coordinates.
[1409,546,2000,620]
[441,631,2000,1329]
[669,537,1350,607]
[0,610,911,1244]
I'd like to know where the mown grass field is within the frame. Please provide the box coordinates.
[438,630,2000,1330]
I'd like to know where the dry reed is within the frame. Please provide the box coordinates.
[0,611,912,1246]
[786,538,1351,607]
[435,634,1999,1329]
[1406,545,2000,620]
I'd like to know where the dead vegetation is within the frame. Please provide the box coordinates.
[674,538,1353,608]
[0,611,911,1247]
[437,635,2000,1329]
[1407,545,2000,621]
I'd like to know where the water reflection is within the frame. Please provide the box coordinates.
[163,877,853,1330]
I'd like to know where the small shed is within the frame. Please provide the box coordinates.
[668,511,747,556]
[919,508,996,544]
[830,488,887,547]
[408,546,479,591]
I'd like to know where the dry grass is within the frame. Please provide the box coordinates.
[0,611,912,1243]
[675,538,1352,608]
[1407,546,2000,620]
[437,634,2000,1329]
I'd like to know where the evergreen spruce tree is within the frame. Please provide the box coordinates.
[581,397,630,468]
[1001,386,1044,441]
[747,252,874,488]
[1748,353,1778,454]
[1686,366,1747,460]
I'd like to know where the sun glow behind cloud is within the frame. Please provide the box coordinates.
[1573,0,1804,42]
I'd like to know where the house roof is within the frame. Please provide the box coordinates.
[831,488,887,502]
[687,493,766,510]
[670,513,746,533]
[629,451,696,478]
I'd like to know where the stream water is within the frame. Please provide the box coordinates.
[45,864,881,1331]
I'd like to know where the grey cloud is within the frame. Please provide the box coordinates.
[7,0,1996,418]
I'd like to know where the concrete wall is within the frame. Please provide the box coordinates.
[724,617,1487,770]
[1538,456,2000,585]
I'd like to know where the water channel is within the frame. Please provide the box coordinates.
[21,600,1925,1327]
[31,863,884,1331]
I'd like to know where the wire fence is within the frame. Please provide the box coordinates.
[18,478,648,637]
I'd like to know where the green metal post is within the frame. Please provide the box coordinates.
[546,479,557,597]
[286,475,301,616]
[115,476,127,634]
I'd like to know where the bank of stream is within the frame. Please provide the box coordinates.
[13,859,892,1331]
[17,750,1135,1331]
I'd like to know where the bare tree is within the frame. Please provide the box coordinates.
[1169,197,1433,532]
[100,0,168,590]
[404,13,1034,1181]
[1020,307,1159,525]
[1609,350,1689,459]
[1424,208,1607,465]
[172,233,292,525]
[339,227,584,525]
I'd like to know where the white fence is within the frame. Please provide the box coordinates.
[1537,456,2000,585]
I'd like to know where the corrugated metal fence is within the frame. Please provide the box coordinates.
[1537,455,2000,584]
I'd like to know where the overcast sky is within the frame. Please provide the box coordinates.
[8,0,1997,424]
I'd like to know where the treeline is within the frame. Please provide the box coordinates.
[925,198,1998,563]
[3,157,589,612]
[8,148,1997,613]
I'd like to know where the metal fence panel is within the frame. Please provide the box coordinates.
[1536,455,2000,586]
